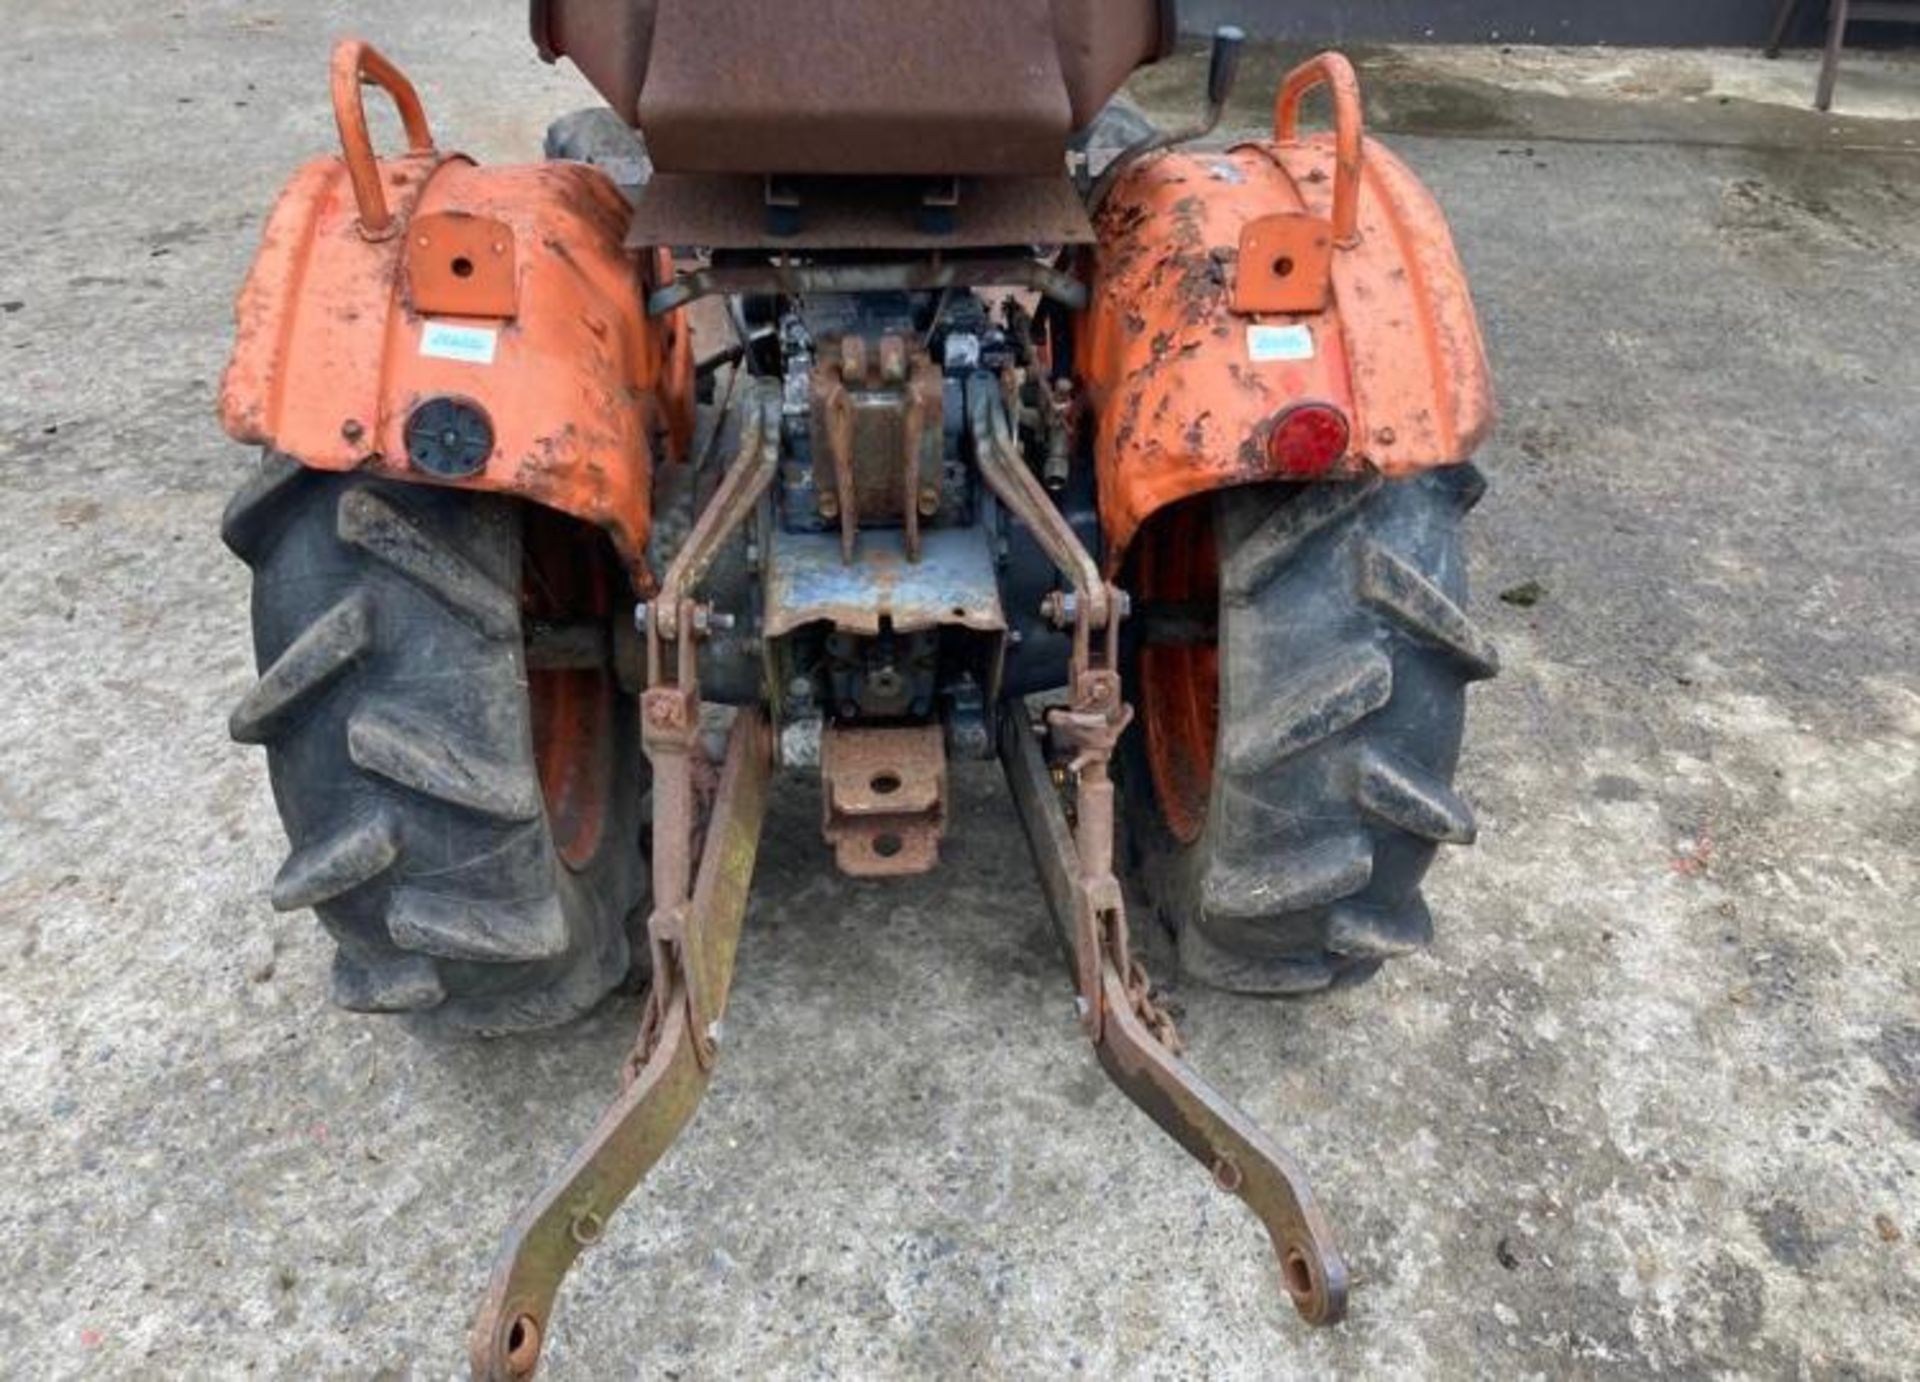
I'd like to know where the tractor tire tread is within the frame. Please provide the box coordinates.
[229,457,643,1032]
[229,591,373,744]
[1127,467,1491,995]
[1221,644,1392,777]
[270,809,401,913]
[345,703,545,824]
[336,487,520,640]
[1355,537,1500,680]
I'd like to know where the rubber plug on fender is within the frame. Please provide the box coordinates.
[406,396,494,478]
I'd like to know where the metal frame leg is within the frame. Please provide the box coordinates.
[1766,0,1805,56]
[1818,0,1852,111]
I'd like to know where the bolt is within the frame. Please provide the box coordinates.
[1375,426,1397,445]
[341,419,365,443]
[692,607,736,637]
[689,606,735,637]
[918,487,940,517]
[818,493,840,518]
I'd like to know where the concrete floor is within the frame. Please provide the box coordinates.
[3,4,1918,1378]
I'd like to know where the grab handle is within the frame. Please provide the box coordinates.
[1274,53,1365,248]
[330,38,435,240]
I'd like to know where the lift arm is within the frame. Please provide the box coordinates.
[469,709,773,1380]
[1000,708,1349,1325]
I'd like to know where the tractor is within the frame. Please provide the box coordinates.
[217,4,1496,1374]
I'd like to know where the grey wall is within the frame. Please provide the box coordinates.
[1179,1,1858,48]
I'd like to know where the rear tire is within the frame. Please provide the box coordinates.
[544,108,653,198]
[223,456,647,1033]
[1124,469,1496,994]
[1070,95,1161,180]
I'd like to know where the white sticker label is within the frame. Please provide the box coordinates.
[1247,324,1316,363]
[419,321,499,366]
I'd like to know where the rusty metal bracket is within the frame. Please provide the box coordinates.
[470,710,774,1381]
[900,350,943,561]
[811,350,861,561]
[820,723,947,877]
[808,335,945,565]
[999,706,1349,1327]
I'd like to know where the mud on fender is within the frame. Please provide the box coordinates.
[1075,54,1495,572]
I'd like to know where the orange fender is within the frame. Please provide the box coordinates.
[218,40,691,594]
[1075,54,1494,574]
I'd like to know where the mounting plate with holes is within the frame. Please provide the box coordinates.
[406,396,495,477]
[820,723,947,878]
[407,210,519,318]
[1234,212,1333,315]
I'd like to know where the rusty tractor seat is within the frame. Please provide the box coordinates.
[533,0,1175,178]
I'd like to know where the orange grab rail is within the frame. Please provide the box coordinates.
[329,38,436,240]
[1274,52,1365,248]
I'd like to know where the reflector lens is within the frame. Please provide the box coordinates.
[1265,404,1351,477]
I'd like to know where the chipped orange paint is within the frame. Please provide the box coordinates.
[218,41,691,594]
[1075,53,1495,574]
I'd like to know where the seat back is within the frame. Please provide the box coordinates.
[535,0,1171,177]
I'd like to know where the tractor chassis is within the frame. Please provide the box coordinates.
[470,383,1350,1380]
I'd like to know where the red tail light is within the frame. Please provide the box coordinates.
[1265,403,1351,477]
